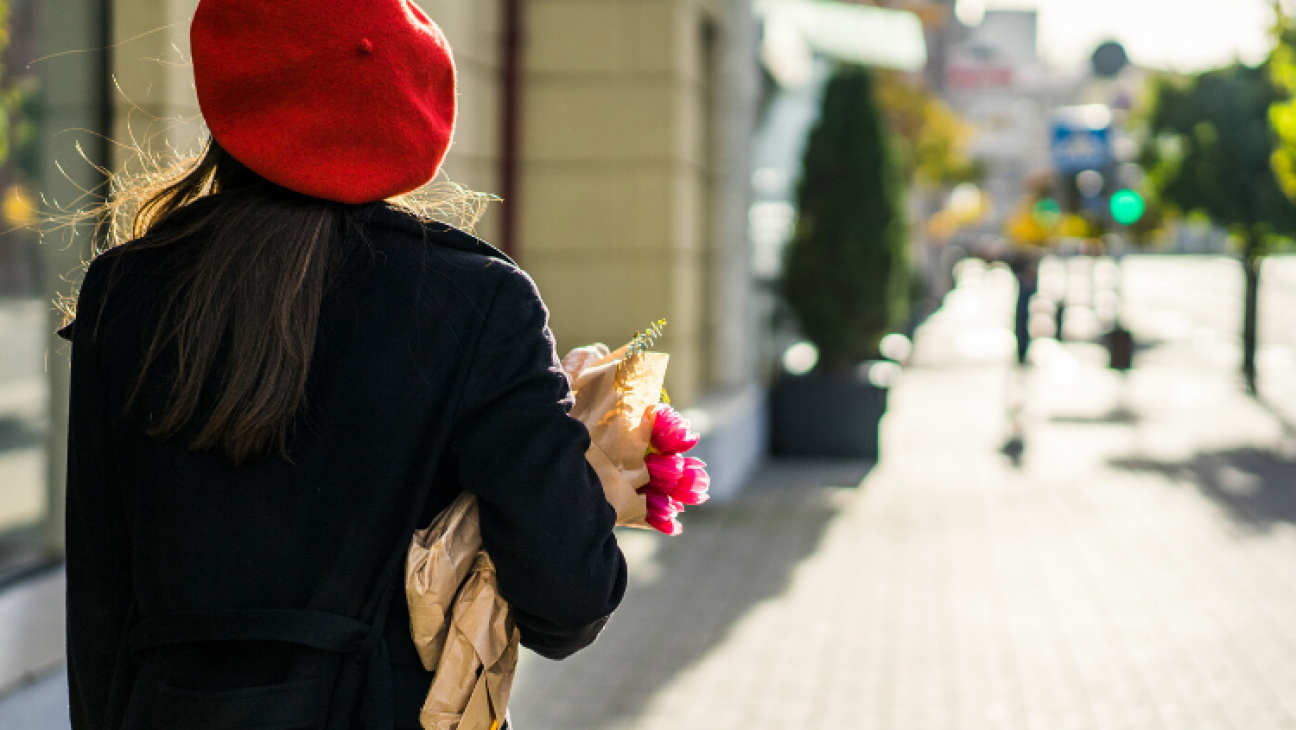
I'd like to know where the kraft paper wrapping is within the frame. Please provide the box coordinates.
[407,493,518,730]
[406,494,483,670]
[419,552,519,730]
[566,345,670,530]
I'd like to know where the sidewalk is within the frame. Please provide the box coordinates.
[0,569,67,729]
[509,260,1296,730]
[4,259,1296,729]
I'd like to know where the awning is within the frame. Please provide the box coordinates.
[757,0,929,87]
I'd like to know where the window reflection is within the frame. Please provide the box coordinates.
[0,0,49,544]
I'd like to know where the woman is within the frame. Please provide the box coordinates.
[61,2,626,728]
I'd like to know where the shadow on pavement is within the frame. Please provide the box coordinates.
[509,458,873,729]
[0,527,58,592]
[1049,405,1142,426]
[1110,448,1296,531]
[743,458,875,491]
[0,416,41,453]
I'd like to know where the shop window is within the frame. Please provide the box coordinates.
[0,0,52,572]
[1,0,110,578]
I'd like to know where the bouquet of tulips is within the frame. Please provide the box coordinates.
[562,321,710,535]
[639,405,709,534]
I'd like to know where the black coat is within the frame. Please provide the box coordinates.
[63,202,627,729]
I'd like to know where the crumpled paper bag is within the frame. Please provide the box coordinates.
[419,552,519,730]
[407,493,518,730]
[407,493,483,669]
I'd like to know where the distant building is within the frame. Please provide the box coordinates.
[941,10,1064,229]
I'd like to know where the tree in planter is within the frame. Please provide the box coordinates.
[783,64,909,373]
[1142,63,1296,394]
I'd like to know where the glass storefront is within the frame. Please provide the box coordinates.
[0,0,51,569]
[1,0,109,576]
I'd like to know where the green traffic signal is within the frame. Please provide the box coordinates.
[1032,198,1062,228]
[1110,189,1145,226]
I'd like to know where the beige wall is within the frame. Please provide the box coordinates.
[415,1,504,244]
[521,0,730,407]
[111,0,202,169]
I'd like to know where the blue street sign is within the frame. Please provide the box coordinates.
[1051,106,1112,174]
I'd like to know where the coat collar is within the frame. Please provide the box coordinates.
[360,202,515,267]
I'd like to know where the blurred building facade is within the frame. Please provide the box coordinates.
[940,10,1059,230]
[2,0,763,572]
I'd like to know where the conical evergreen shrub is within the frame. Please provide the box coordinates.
[783,64,909,372]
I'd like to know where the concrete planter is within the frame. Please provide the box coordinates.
[770,369,889,458]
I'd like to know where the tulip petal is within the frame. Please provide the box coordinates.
[674,484,710,506]
[645,453,685,491]
[649,405,701,455]
[671,457,711,505]
[645,488,679,520]
[646,513,684,536]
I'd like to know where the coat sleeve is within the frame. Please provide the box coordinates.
[450,267,627,660]
[64,261,135,729]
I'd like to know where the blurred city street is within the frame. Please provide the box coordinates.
[5,256,1296,730]
[9,1,1296,729]
[504,256,1296,730]
[5,257,1296,729]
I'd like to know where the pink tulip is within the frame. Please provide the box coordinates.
[671,457,710,506]
[644,453,684,491]
[648,405,700,455]
[647,514,683,536]
[645,489,684,536]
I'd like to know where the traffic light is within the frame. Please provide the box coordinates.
[1109,189,1145,226]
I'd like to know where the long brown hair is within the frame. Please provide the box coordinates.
[68,139,488,465]
[109,141,342,464]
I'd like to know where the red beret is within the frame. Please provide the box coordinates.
[191,0,457,204]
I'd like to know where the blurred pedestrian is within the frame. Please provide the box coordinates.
[1008,245,1041,367]
[58,2,625,729]
[1002,241,1043,465]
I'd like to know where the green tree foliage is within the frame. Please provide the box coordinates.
[874,70,980,188]
[876,70,974,186]
[1142,62,1296,393]
[783,65,909,372]
[1144,66,1296,236]
[1269,9,1296,199]
[0,0,11,167]
[0,0,40,178]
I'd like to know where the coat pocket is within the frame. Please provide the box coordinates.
[150,678,324,730]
